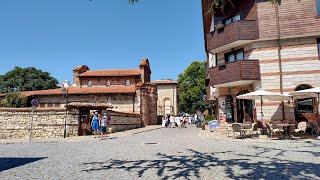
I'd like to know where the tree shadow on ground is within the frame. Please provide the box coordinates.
[0,157,47,172]
[81,148,320,179]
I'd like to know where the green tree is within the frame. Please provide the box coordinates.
[178,61,206,114]
[0,67,58,94]
[2,93,28,108]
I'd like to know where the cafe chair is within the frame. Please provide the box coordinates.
[290,121,307,139]
[243,122,259,138]
[266,123,284,139]
[232,123,244,139]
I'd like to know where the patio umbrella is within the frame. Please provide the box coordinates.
[236,89,291,125]
[289,87,320,114]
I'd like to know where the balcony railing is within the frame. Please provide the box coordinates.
[209,59,260,87]
[206,20,258,51]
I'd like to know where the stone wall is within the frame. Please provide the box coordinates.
[37,94,135,113]
[101,110,142,132]
[156,84,178,116]
[0,108,143,139]
[0,108,78,139]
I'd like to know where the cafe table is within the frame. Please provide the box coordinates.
[274,123,296,136]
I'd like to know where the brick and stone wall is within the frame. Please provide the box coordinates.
[0,108,79,139]
[36,94,135,113]
[101,110,142,132]
[138,83,158,125]
[0,108,143,139]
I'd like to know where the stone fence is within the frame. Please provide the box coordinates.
[0,108,78,139]
[102,110,143,132]
[0,108,143,139]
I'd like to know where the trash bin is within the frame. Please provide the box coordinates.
[209,120,219,132]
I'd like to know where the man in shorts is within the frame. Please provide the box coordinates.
[100,114,108,140]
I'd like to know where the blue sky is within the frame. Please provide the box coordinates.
[0,0,206,83]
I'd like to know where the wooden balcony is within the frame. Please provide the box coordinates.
[206,20,258,52]
[209,60,260,87]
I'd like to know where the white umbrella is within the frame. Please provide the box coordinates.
[289,87,320,99]
[236,89,291,124]
[289,87,320,114]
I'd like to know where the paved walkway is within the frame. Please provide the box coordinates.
[0,125,319,179]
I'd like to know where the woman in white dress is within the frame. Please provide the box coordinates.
[161,115,166,128]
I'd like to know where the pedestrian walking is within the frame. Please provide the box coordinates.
[91,112,100,138]
[170,114,175,128]
[100,114,108,140]
[162,115,166,128]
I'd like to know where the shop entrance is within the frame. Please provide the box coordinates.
[225,95,234,123]
[79,109,90,136]
[236,90,254,123]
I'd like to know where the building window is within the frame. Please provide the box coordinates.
[47,103,53,108]
[125,80,131,86]
[54,103,60,107]
[106,80,111,86]
[295,84,314,113]
[224,14,240,26]
[317,38,320,59]
[40,104,45,108]
[224,49,244,63]
[316,0,320,16]
[88,81,92,87]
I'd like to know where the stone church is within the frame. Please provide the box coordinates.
[21,58,158,126]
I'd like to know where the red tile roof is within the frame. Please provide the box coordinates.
[23,86,136,96]
[151,80,178,85]
[78,69,141,77]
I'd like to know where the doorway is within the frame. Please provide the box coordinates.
[79,110,90,136]
[225,95,234,123]
[236,90,253,123]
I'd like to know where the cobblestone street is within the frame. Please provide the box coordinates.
[0,125,320,180]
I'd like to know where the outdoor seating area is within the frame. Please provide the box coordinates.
[223,88,320,140]
[224,120,319,140]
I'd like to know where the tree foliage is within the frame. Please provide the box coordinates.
[1,93,28,108]
[178,61,206,114]
[207,0,282,14]
[0,67,58,94]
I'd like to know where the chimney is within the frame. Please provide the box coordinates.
[73,65,89,87]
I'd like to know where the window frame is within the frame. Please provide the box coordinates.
[224,14,241,26]
[224,49,244,63]
[88,80,93,87]
[106,80,111,86]
[125,80,131,86]
[317,38,320,59]
[316,0,320,17]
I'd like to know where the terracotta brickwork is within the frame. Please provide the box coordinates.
[257,0,320,39]
[138,83,158,125]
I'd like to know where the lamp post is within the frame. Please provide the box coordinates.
[60,83,68,138]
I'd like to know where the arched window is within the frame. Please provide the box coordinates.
[125,80,131,86]
[88,81,92,87]
[295,84,314,113]
[106,80,111,86]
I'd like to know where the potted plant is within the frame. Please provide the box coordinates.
[215,22,225,30]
